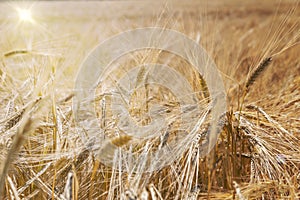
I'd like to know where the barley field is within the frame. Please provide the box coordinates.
[0,0,299,199]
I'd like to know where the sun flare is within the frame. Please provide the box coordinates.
[17,8,33,23]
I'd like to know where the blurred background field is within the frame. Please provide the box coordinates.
[0,0,299,199]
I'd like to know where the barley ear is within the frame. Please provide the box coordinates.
[111,135,132,147]
[245,57,272,91]
[3,50,29,58]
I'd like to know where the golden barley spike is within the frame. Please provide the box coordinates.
[110,135,132,147]
[245,57,272,90]
[3,50,29,58]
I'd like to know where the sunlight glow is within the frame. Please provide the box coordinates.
[17,8,34,23]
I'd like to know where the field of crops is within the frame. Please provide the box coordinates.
[0,0,299,199]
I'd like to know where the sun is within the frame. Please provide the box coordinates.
[17,8,34,23]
